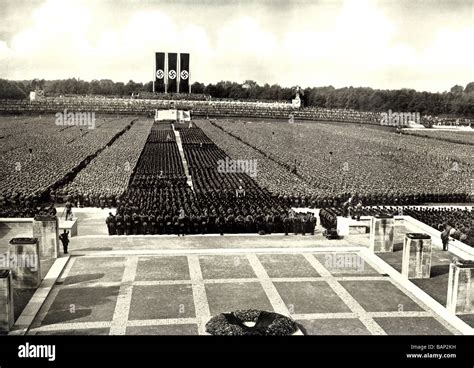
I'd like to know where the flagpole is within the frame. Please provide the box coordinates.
[165,52,168,94]
[177,53,180,94]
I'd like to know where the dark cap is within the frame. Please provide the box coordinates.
[9,237,38,245]
[406,233,431,240]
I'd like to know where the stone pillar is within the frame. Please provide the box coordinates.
[32,215,59,259]
[8,238,41,289]
[369,214,395,253]
[446,259,474,314]
[401,233,432,279]
[0,269,14,332]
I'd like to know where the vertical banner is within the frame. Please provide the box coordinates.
[155,52,165,93]
[179,53,190,94]
[167,52,178,93]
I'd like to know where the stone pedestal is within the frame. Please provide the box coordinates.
[33,215,59,259]
[336,217,369,236]
[59,218,78,237]
[369,215,395,253]
[8,238,41,289]
[446,259,474,314]
[0,269,14,332]
[401,233,432,279]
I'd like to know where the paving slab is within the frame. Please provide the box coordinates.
[126,324,198,335]
[257,254,320,278]
[135,256,190,281]
[199,255,256,279]
[374,317,453,335]
[41,286,120,325]
[205,282,272,315]
[274,281,352,314]
[129,284,195,320]
[64,256,125,285]
[339,280,424,312]
[297,318,371,335]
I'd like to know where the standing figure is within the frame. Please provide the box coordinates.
[178,208,186,236]
[105,213,116,236]
[64,200,73,220]
[59,229,70,254]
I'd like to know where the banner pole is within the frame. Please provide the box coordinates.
[165,52,168,94]
[177,53,180,94]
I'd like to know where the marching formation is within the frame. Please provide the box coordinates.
[111,121,310,235]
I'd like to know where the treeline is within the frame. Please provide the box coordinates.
[191,80,295,101]
[0,79,31,99]
[23,78,154,97]
[1,78,473,116]
[302,84,474,116]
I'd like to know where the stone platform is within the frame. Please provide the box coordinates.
[59,219,78,237]
[25,248,463,336]
[2,207,473,336]
[337,217,370,236]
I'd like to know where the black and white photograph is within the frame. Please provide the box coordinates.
[0,0,473,365]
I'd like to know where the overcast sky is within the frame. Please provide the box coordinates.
[0,0,472,92]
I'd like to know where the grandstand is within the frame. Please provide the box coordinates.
[0,96,379,123]
[4,95,470,128]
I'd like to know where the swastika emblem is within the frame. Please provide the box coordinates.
[156,69,164,79]
[169,70,177,79]
[180,70,189,80]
